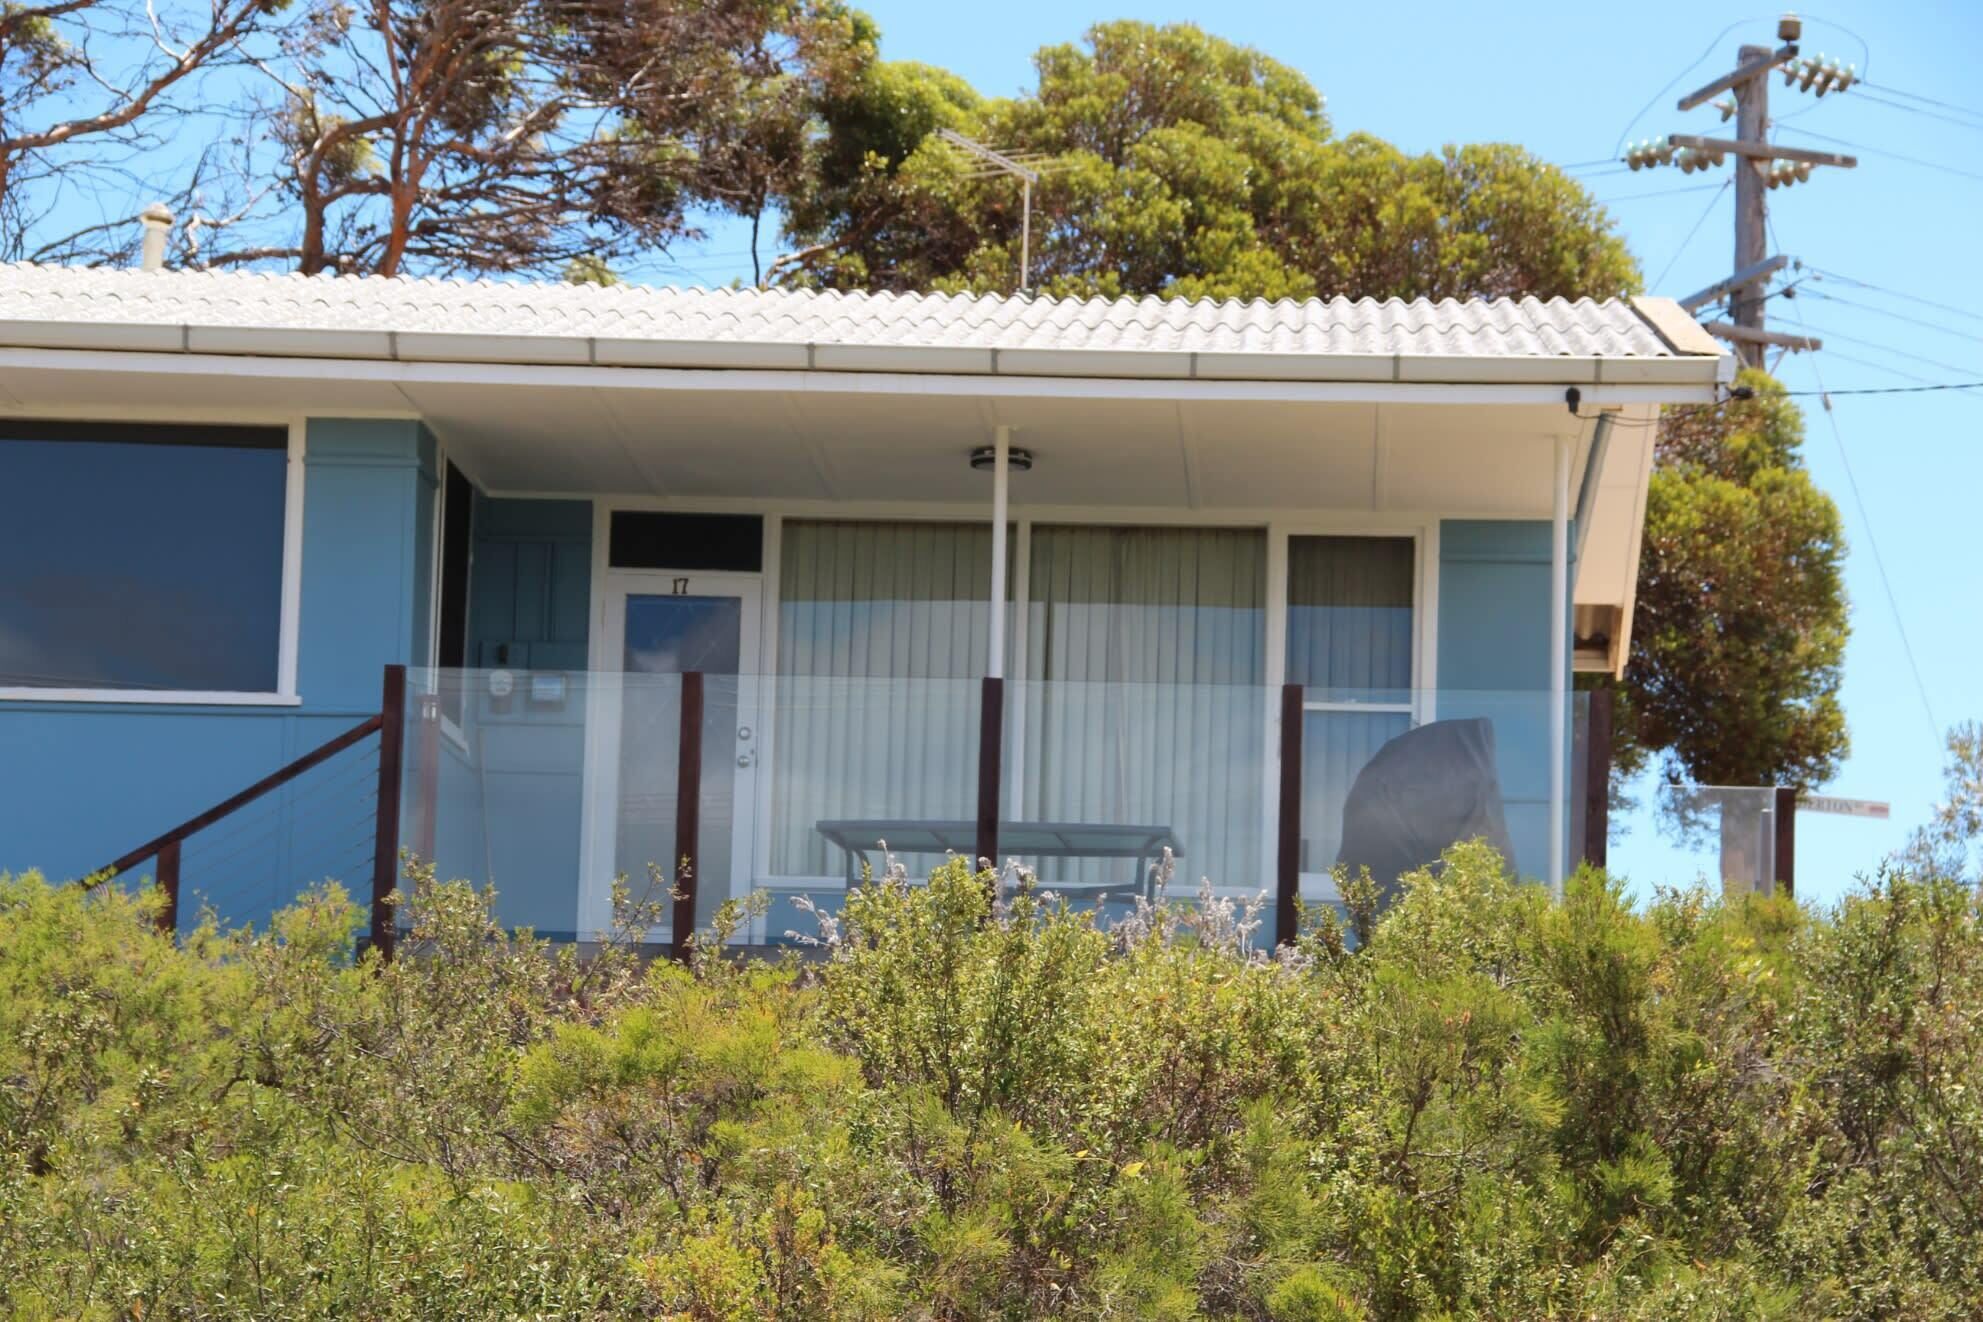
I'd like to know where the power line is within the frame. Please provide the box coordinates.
[1773,216,1942,742]
[1859,79,1983,124]
[1595,181,1729,204]
[1691,276,1810,322]
[1801,287,1983,346]
[1650,178,1730,290]
[1793,12,1875,75]
[1780,379,1983,397]
[1817,348,1966,390]
[1849,87,1983,133]
[1799,322,1983,382]
[1803,265,1983,328]
[1776,124,1983,184]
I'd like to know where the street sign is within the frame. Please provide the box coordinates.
[1799,795,1890,820]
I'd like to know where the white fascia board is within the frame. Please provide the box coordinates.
[394,331,594,365]
[1193,351,1394,382]
[996,347,1197,378]
[814,343,995,374]
[1592,357,1717,385]
[596,337,809,370]
[0,319,1727,391]
[0,344,1723,406]
[0,319,183,352]
[189,325,395,358]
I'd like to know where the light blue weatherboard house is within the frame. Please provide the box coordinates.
[0,263,1729,945]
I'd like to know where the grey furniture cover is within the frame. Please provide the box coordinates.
[1335,717,1514,906]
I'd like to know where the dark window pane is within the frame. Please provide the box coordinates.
[0,427,286,692]
[609,511,762,571]
[436,462,474,720]
[1286,536,1414,694]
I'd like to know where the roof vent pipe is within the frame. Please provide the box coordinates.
[139,203,172,272]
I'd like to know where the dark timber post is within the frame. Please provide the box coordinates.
[1773,786,1797,899]
[977,677,1004,883]
[673,670,704,960]
[370,664,408,960]
[1583,688,1613,870]
[1275,684,1303,946]
[155,838,181,935]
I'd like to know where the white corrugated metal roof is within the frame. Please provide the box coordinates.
[0,262,1724,385]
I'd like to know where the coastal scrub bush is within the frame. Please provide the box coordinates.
[1,845,1979,1318]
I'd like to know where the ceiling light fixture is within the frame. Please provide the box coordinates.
[970,445,1034,472]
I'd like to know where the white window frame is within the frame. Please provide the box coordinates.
[0,414,307,706]
[1275,520,1436,904]
[421,443,478,747]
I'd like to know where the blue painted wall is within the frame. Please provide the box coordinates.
[0,419,436,929]
[1436,519,1575,881]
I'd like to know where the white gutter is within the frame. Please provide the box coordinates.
[0,346,1725,407]
[0,326,1726,389]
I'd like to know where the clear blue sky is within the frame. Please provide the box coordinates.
[659,0,1982,906]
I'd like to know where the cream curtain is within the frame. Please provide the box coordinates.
[1017,526,1267,891]
[770,520,995,877]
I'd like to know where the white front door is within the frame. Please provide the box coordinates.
[585,570,762,941]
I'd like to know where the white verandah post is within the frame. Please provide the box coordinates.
[988,425,1010,679]
[1549,432,1571,896]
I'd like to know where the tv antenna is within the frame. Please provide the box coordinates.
[935,128,1064,293]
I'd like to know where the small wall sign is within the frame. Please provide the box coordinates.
[1799,795,1890,820]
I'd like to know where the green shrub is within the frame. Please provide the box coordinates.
[2,846,1980,1318]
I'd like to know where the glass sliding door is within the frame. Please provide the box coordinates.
[1014,526,1268,902]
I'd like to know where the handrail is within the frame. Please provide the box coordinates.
[91,711,385,883]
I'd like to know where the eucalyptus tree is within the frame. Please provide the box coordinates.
[0,0,287,262]
[774,20,1638,302]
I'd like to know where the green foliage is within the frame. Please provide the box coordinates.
[777,20,1638,302]
[5,843,1981,1317]
[1616,368,1851,793]
[1899,720,1983,887]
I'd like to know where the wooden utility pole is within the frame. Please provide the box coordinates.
[1644,15,1858,366]
[1730,44,1772,369]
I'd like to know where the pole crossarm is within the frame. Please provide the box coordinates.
[1667,134,1857,168]
[1703,320,1821,351]
[1676,43,1797,112]
[1679,254,1791,312]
